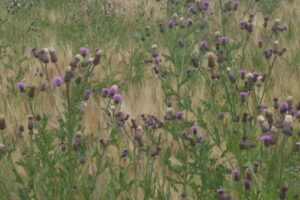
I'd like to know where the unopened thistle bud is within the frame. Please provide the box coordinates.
[28,116,34,132]
[151,44,158,58]
[0,115,6,130]
[207,52,216,68]
[64,67,73,83]
[28,86,35,98]
[263,17,268,28]
[93,48,103,65]
[49,47,58,63]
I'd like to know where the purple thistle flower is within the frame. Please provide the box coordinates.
[231,169,240,181]
[168,19,177,28]
[16,81,26,92]
[113,93,122,104]
[240,69,246,79]
[243,179,251,190]
[261,134,271,142]
[199,41,208,51]
[198,0,209,11]
[240,92,248,103]
[175,111,184,119]
[279,102,289,113]
[108,85,118,96]
[191,125,199,134]
[187,6,197,15]
[53,76,63,86]
[80,47,89,57]
[220,36,229,45]
[289,109,297,116]
[101,88,109,97]
[261,134,272,146]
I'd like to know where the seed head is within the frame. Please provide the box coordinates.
[49,47,58,63]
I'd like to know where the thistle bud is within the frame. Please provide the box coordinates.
[231,168,240,181]
[64,67,73,83]
[279,186,288,200]
[207,52,216,68]
[93,48,103,65]
[0,115,6,130]
[151,44,158,58]
[28,86,35,98]
[49,47,58,63]
[28,116,34,132]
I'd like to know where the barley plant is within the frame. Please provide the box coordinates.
[0,0,300,199]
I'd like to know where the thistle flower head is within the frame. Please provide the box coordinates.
[80,47,89,57]
[243,179,251,189]
[191,125,199,134]
[239,91,248,102]
[176,111,184,119]
[220,36,229,45]
[16,81,25,92]
[101,88,109,97]
[108,85,118,96]
[279,102,289,113]
[199,41,208,51]
[231,168,240,181]
[53,76,63,86]
[113,93,122,104]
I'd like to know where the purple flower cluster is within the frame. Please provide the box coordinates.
[101,84,123,104]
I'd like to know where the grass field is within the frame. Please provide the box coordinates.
[0,0,300,199]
